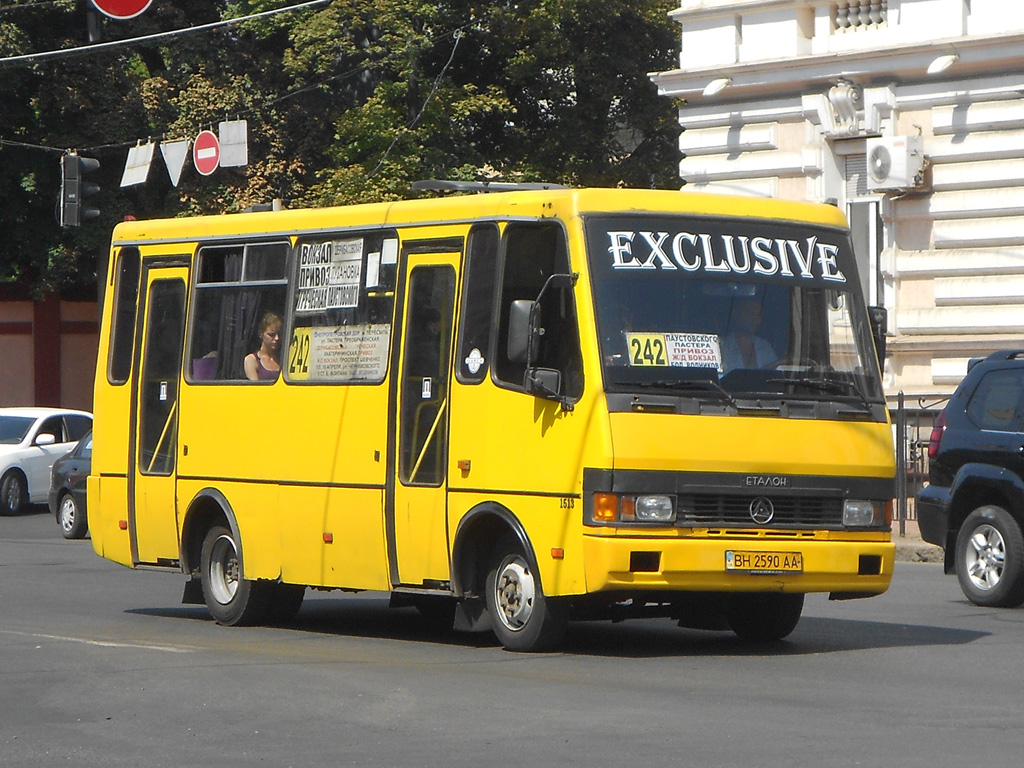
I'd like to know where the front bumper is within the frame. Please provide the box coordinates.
[916,484,952,549]
[582,531,894,597]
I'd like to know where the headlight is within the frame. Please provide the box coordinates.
[592,493,675,523]
[633,495,675,522]
[843,499,885,527]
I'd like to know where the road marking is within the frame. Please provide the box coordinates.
[0,629,195,653]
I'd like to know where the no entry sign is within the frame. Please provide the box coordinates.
[90,0,154,19]
[193,130,221,176]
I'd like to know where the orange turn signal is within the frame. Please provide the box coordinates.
[593,493,619,522]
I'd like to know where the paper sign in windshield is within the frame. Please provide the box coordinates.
[295,238,363,313]
[626,332,722,369]
[309,324,390,381]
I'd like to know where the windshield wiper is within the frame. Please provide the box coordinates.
[630,378,737,406]
[768,376,873,410]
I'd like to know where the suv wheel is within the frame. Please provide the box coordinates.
[955,505,1024,607]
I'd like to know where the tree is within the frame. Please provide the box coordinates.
[289,0,681,204]
[0,0,680,297]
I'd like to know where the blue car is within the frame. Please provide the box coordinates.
[48,431,92,539]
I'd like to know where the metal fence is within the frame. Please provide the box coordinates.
[893,391,949,536]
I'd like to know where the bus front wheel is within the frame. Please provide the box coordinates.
[484,537,567,652]
[200,525,269,626]
[726,592,804,643]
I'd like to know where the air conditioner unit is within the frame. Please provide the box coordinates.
[866,135,925,191]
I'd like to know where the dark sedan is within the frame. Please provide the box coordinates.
[48,431,91,539]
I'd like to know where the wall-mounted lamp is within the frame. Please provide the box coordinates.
[702,77,732,97]
[927,53,958,75]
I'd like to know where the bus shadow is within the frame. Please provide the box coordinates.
[130,595,496,650]
[129,596,989,658]
[561,616,989,658]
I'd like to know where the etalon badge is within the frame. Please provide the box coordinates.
[749,497,774,525]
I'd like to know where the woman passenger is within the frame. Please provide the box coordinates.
[244,311,282,381]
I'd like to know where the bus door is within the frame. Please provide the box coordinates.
[389,251,460,587]
[129,265,188,566]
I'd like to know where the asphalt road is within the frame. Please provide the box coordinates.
[2,507,1022,768]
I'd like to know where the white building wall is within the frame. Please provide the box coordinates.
[653,0,1024,400]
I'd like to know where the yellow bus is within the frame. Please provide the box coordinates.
[89,184,895,651]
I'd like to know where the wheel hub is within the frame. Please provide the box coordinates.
[5,483,20,510]
[495,558,535,631]
[209,535,241,605]
[966,525,1005,590]
[60,499,75,532]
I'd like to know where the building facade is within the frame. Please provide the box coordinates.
[651,0,1024,400]
[0,289,98,412]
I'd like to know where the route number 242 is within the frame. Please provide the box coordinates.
[627,334,667,366]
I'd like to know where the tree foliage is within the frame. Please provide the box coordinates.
[0,0,679,297]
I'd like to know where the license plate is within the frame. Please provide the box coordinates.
[725,550,803,573]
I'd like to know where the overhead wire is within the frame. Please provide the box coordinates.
[365,29,464,179]
[2,21,470,159]
[0,0,331,66]
[1,5,471,194]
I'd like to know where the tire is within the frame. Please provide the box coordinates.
[484,536,567,652]
[955,505,1024,608]
[1,470,27,516]
[199,525,271,626]
[726,593,804,643]
[57,493,88,539]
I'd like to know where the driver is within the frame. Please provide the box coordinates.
[721,297,777,369]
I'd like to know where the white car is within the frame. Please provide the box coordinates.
[0,408,93,516]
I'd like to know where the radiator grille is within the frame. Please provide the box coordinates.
[679,494,845,528]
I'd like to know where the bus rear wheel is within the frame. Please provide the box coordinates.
[200,525,270,626]
[484,537,567,652]
[726,592,804,643]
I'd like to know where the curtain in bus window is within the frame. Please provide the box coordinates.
[190,242,289,382]
[244,242,288,281]
[216,289,264,380]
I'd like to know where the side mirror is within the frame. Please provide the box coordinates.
[868,305,887,371]
[508,299,539,364]
[34,433,56,446]
[525,367,562,400]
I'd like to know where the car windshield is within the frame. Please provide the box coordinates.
[585,213,885,412]
[0,416,35,444]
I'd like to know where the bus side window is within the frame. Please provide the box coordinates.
[456,224,499,384]
[494,223,583,399]
[108,247,141,385]
[188,242,288,382]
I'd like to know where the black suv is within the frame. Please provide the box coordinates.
[918,350,1024,607]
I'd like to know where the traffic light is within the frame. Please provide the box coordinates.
[59,152,101,227]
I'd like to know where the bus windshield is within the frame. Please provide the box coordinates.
[585,214,885,411]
